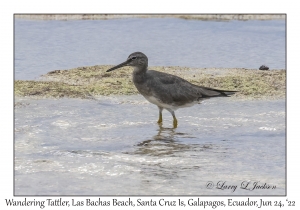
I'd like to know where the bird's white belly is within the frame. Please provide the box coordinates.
[144,95,199,111]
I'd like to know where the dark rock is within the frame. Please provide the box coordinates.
[259,65,269,70]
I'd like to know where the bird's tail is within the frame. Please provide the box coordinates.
[199,86,238,97]
[220,90,238,97]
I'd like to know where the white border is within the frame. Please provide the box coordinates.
[2,0,298,209]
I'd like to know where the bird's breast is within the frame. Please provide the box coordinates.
[132,73,149,93]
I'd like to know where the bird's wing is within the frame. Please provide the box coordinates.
[146,71,203,106]
[146,70,234,106]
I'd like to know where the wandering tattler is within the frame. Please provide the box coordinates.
[107,52,237,128]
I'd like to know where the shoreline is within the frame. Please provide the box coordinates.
[14,14,286,21]
[14,66,286,100]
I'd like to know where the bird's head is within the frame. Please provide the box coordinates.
[106,52,148,72]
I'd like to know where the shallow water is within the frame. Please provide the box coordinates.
[15,96,285,195]
[15,18,285,80]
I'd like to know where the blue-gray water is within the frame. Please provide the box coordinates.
[14,18,285,195]
[15,96,285,195]
[15,18,285,80]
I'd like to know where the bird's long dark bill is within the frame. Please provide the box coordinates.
[106,60,130,72]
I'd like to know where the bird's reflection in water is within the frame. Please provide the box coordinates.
[133,126,212,156]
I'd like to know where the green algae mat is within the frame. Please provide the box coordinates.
[14,65,286,99]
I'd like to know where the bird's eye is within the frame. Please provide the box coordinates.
[131,56,137,60]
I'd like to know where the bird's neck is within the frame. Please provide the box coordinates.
[133,65,147,75]
[133,66,147,84]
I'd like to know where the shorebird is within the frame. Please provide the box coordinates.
[106,52,237,128]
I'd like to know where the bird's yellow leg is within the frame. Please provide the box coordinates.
[173,116,178,128]
[169,110,178,128]
[157,112,163,124]
[157,107,163,124]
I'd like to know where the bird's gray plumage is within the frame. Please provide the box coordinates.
[107,52,237,127]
